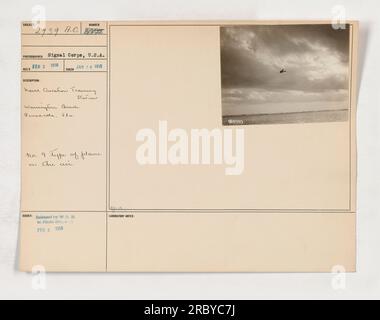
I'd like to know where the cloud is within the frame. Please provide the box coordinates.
[221,25,350,115]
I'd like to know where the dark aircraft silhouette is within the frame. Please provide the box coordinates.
[280,68,287,73]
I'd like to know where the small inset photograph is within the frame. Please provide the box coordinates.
[220,24,351,125]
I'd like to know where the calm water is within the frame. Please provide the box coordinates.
[223,109,349,126]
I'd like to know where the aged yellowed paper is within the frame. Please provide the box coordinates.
[19,21,358,272]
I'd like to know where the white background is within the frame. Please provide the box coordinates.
[0,0,379,300]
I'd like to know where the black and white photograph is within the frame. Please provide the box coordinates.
[221,24,351,125]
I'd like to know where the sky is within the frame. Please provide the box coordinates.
[220,25,350,116]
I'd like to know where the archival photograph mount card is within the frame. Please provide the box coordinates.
[19,21,358,272]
